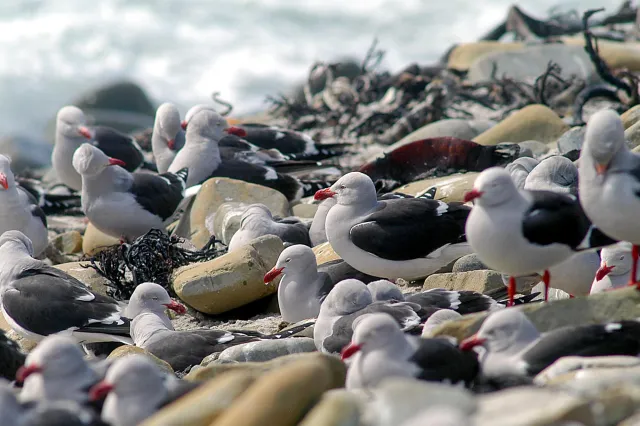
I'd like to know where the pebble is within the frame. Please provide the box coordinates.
[392,172,478,203]
[313,241,341,263]
[556,126,586,154]
[50,231,83,254]
[214,338,317,364]
[298,389,361,426]
[621,104,640,129]
[451,254,488,273]
[172,235,283,315]
[624,119,640,149]
[447,41,525,70]
[290,203,318,219]
[423,270,504,293]
[82,222,120,255]
[107,345,174,375]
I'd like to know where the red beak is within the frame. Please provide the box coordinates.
[340,342,362,360]
[463,189,484,203]
[16,364,42,383]
[0,173,8,190]
[181,120,188,130]
[164,300,187,314]
[264,267,284,283]
[89,381,114,401]
[314,188,336,201]
[595,163,608,176]
[595,263,614,281]
[77,126,93,139]
[108,158,126,167]
[224,126,247,137]
[167,139,176,150]
[459,334,486,351]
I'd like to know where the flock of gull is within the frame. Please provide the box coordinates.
[0,103,638,425]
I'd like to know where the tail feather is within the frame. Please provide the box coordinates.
[41,194,82,215]
[577,226,618,251]
[300,179,335,198]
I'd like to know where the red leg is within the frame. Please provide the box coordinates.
[630,245,640,288]
[508,276,515,307]
[542,270,550,302]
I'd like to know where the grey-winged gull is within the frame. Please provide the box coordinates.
[309,197,336,247]
[228,204,310,252]
[459,308,640,378]
[73,144,187,241]
[591,242,635,294]
[505,156,539,189]
[151,102,183,174]
[0,231,131,344]
[341,313,478,389]
[464,167,615,305]
[314,172,472,280]
[0,155,48,256]
[578,109,640,287]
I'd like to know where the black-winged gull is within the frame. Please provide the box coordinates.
[591,242,634,294]
[0,329,25,381]
[76,125,146,173]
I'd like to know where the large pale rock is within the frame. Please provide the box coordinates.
[50,231,83,254]
[186,178,290,248]
[556,126,586,154]
[390,119,495,149]
[535,356,640,386]
[107,345,174,374]
[473,105,569,146]
[210,355,345,426]
[291,203,318,219]
[423,270,504,293]
[215,338,317,364]
[625,120,640,149]
[447,42,524,71]
[392,173,478,203]
[299,390,362,426]
[82,223,119,255]
[54,261,111,297]
[313,242,341,264]
[210,202,250,245]
[172,235,283,314]
[140,371,256,426]
[562,37,640,72]
[622,104,640,129]
[429,286,640,342]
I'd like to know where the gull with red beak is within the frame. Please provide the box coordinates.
[0,155,48,256]
[591,242,635,294]
[579,109,640,288]
[459,308,640,378]
[342,313,479,389]
[464,167,615,306]
[315,172,472,280]
[73,143,188,241]
[151,102,185,174]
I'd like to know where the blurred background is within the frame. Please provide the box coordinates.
[0,0,617,137]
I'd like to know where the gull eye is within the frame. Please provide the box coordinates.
[620,256,625,261]
[340,185,346,190]
[152,297,159,300]
[285,258,291,263]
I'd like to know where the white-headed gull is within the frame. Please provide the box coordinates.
[309,197,336,247]
[505,157,539,189]
[151,102,183,174]
[591,242,635,294]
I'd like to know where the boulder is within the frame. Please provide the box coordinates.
[517,140,548,158]
[452,254,489,273]
[299,390,362,426]
[215,338,317,364]
[291,203,319,219]
[209,355,345,426]
[107,345,174,374]
[534,356,640,386]
[313,242,341,264]
[390,119,496,149]
[423,270,504,293]
[625,120,640,149]
[556,126,586,154]
[172,235,283,314]
[50,231,83,254]
[54,261,112,297]
[392,173,478,203]
[140,370,256,426]
[82,223,119,256]
[562,38,640,72]
[473,105,569,146]
[621,104,640,129]
[447,42,525,71]
[209,202,251,245]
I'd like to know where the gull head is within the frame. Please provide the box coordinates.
[127,282,186,319]
[583,109,625,175]
[315,172,377,206]
[72,144,125,177]
[155,103,182,149]
[341,312,405,360]
[460,308,539,354]
[464,167,518,207]
[55,106,87,140]
[0,230,33,256]
[265,244,316,284]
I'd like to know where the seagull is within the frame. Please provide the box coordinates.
[17,335,100,404]
[341,313,479,389]
[502,157,539,189]
[313,279,422,354]
[0,330,25,382]
[591,242,635,294]
[0,231,131,345]
[421,310,462,336]
[0,155,48,256]
[578,109,640,287]
[264,245,382,323]
[314,172,472,280]
[89,355,197,426]
[151,102,183,174]
[227,204,311,252]
[309,198,336,247]
[464,167,615,305]
[76,124,146,173]
[524,156,578,195]
[459,308,640,378]
[73,144,187,241]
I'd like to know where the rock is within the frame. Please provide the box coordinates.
[517,140,548,158]
[468,44,600,85]
[182,177,290,248]
[72,81,156,134]
[313,242,341,263]
[6,329,37,352]
[423,270,504,293]
[625,120,640,149]
[51,231,83,254]
[390,119,496,149]
[535,356,640,386]
[210,355,345,426]
[429,286,640,342]
[209,202,251,245]
[358,378,476,426]
[473,387,591,426]
[172,235,283,314]
[298,390,362,426]
[621,104,640,129]
[215,338,317,364]
[291,203,318,219]
[556,126,586,154]
[451,254,489,273]
[562,37,640,72]
[82,223,120,256]
[54,262,112,297]
[139,370,256,426]
[531,283,570,301]
[186,352,343,383]
[0,135,52,173]
[392,173,478,203]
[473,105,569,146]
[107,345,174,374]
[447,42,525,71]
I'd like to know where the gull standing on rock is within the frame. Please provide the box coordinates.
[0,155,48,257]
[578,109,640,286]
[314,172,472,280]
[73,144,187,241]
[464,167,614,305]
[591,242,635,294]
[0,231,131,345]
[151,103,183,174]
[228,204,311,252]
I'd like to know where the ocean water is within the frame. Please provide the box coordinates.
[0,0,615,137]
